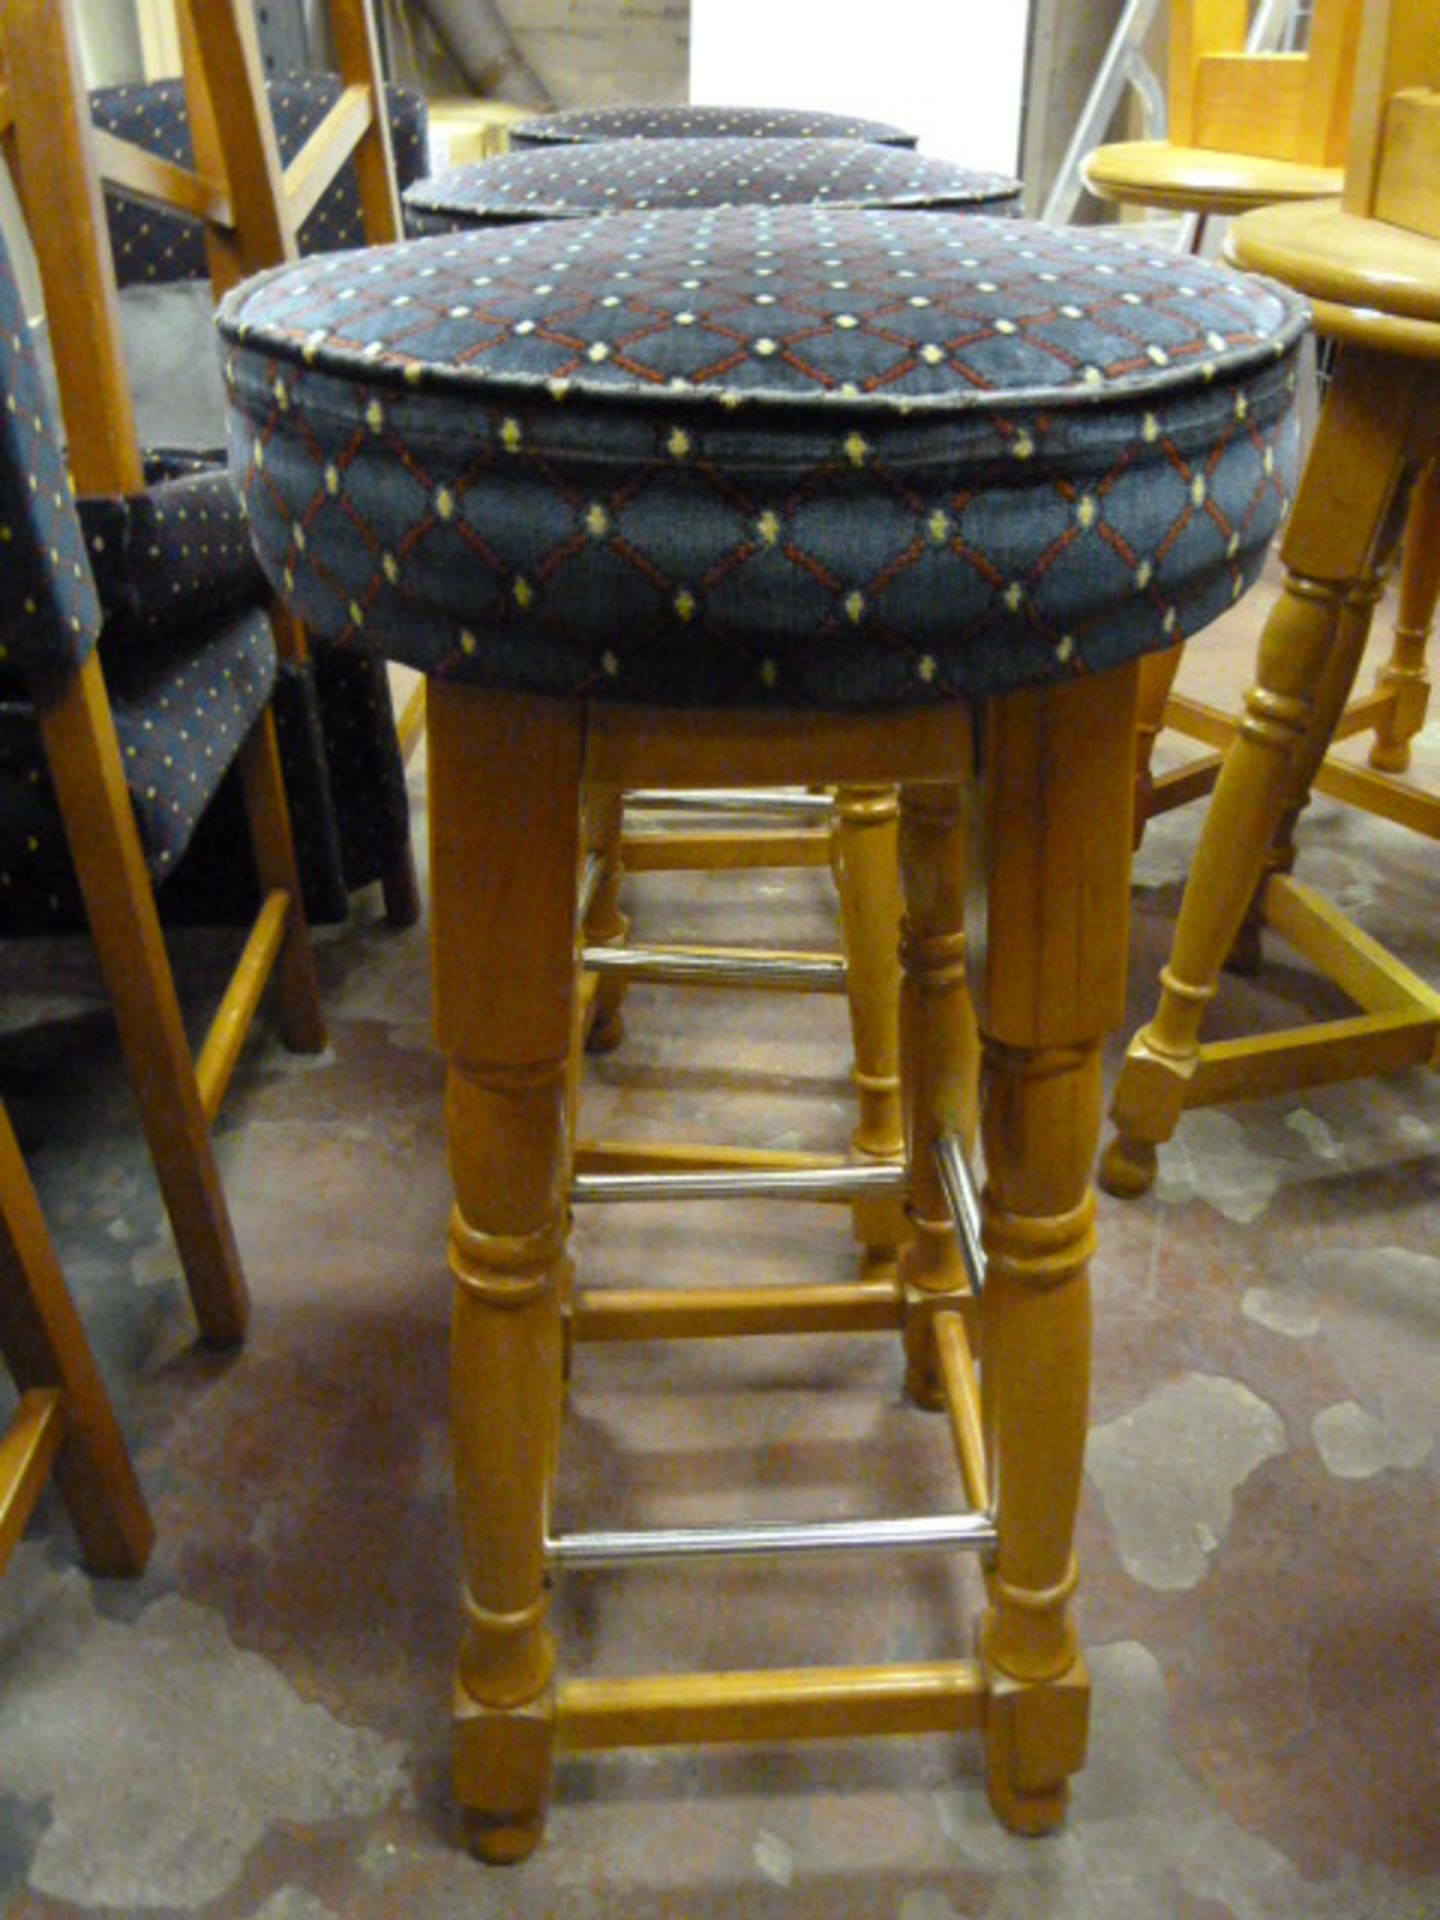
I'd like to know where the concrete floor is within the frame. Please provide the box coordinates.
[1,570,1437,1918]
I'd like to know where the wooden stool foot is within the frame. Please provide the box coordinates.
[455,1685,555,1865]
[983,1659,1089,1839]
[1099,1130,1158,1197]
[585,1006,626,1054]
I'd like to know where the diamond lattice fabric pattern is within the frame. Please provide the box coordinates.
[220,205,1307,710]
[405,137,1019,234]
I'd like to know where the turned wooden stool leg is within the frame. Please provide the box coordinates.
[1369,454,1438,773]
[428,686,583,1863]
[582,783,629,1054]
[974,666,1136,1834]
[1103,351,1425,1196]
[1131,642,1185,843]
[896,781,977,1407]
[833,784,907,1278]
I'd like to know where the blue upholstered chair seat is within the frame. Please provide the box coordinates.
[405,137,1019,235]
[220,205,1306,710]
[507,104,919,149]
[0,602,276,927]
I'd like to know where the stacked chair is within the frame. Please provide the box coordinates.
[79,0,424,930]
[1104,0,1440,1191]
[0,0,328,1347]
[0,239,154,1568]
[219,69,1305,1851]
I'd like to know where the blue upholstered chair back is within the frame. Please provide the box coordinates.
[0,228,101,675]
[90,75,429,287]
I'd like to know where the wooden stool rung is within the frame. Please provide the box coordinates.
[572,1279,902,1341]
[621,829,832,871]
[574,1140,850,1177]
[583,943,845,992]
[195,889,291,1123]
[935,1312,990,1514]
[557,1659,988,1750]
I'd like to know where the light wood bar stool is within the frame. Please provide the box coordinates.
[406,136,1022,1273]
[1077,0,1433,843]
[1103,0,1440,1195]
[220,202,1303,1854]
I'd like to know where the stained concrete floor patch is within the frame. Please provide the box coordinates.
[1312,1400,1434,1479]
[0,1548,408,1910]
[1087,1374,1287,1590]
[1153,1110,1282,1224]
[934,1642,1437,1920]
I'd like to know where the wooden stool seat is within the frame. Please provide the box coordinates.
[1223,197,1440,341]
[1082,140,1342,217]
[220,202,1304,1856]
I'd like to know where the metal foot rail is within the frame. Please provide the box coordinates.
[548,1509,996,1570]
[571,1163,906,1204]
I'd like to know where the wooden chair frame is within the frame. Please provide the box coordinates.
[0,0,326,1345]
[0,1102,153,1579]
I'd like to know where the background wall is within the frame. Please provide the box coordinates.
[690,0,1033,170]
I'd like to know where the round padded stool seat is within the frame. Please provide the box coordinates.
[220,206,1306,710]
[507,103,919,150]
[405,136,1020,236]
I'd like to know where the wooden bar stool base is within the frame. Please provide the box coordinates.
[429,668,1136,1857]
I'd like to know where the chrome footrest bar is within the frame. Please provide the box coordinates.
[625,788,833,818]
[582,944,846,992]
[571,1163,906,1204]
[934,1132,986,1297]
[577,853,604,922]
[548,1510,996,1570]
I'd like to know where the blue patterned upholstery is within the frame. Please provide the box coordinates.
[508,104,919,149]
[0,250,101,675]
[90,76,429,288]
[0,214,283,932]
[405,137,1020,236]
[79,459,261,642]
[220,206,1306,710]
[80,74,420,919]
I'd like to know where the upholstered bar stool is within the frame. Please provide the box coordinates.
[220,204,1303,1856]
[406,136,1021,1261]
[506,102,919,151]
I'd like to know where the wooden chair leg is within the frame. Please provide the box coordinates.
[973,664,1136,1834]
[581,783,629,1054]
[37,657,249,1346]
[0,1102,154,1577]
[1369,453,1438,773]
[236,709,326,1056]
[896,781,976,1407]
[1103,350,1423,1196]
[382,842,423,930]
[1132,641,1185,841]
[832,784,907,1278]
[428,684,583,1865]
